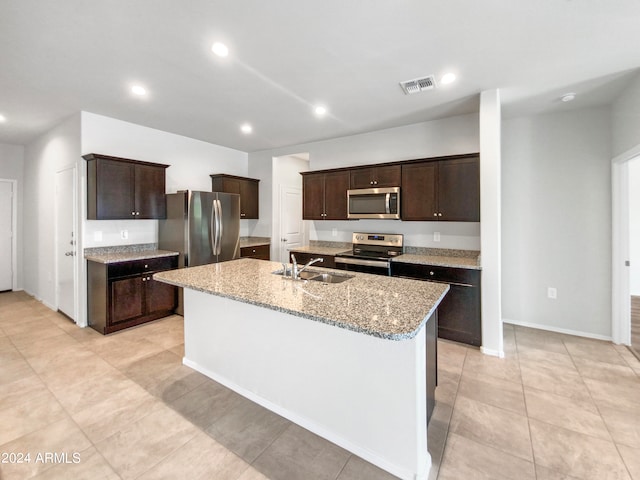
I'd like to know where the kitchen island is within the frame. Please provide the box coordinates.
[154,259,448,480]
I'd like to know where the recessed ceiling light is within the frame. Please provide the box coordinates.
[0,114,6,123]
[314,105,327,116]
[211,42,229,57]
[561,92,576,102]
[441,73,456,85]
[131,85,147,96]
[240,123,252,134]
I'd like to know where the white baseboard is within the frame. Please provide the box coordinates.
[502,318,612,342]
[481,346,504,358]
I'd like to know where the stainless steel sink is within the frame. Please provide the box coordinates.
[272,269,353,284]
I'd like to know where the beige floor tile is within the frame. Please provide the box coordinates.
[530,418,631,480]
[136,430,249,480]
[38,354,117,392]
[524,387,610,440]
[0,390,67,446]
[251,423,351,480]
[0,334,15,352]
[237,466,270,480]
[71,384,162,444]
[514,327,569,355]
[0,374,48,411]
[7,324,68,349]
[462,348,522,383]
[534,465,584,480]
[429,400,453,432]
[520,363,590,400]
[148,365,209,402]
[584,377,640,414]
[170,379,243,430]
[457,372,526,414]
[517,346,577,372]
[434,370,459,405]
[0,354,35,385]
[86,336,166,370]
[123,349,184,391]
[437,340,468,375]
[449,395,533,461]
[437,432,535,480]
[614,345,640,369]
[573,356,639,384]
[30,446,120,480]
[617,444,640,480]
[564,339,628,366]
[95,404,199,480]
[335,455,399,480]
[427,424,448,478]
[168,342,185,358]
[0,417,92,479]
[599,406,640,448]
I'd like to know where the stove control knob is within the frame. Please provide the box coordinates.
[356,235,364,241]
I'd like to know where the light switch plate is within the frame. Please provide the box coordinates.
[547,287,557,299]
[433,232,441,242]
[120,230,128,240]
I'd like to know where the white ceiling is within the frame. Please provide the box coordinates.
[1,0,639,152]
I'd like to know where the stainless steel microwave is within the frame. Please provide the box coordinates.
[347,187,400,219]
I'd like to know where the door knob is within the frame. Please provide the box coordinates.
[65,251,74,256]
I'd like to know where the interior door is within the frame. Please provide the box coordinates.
[56,166,76,319]
[0,181,13,291]
[280,186,303,262]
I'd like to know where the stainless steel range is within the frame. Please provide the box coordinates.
[334,232,404,276]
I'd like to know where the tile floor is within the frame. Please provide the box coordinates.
[1,291,639,480]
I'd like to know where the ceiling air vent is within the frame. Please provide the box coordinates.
[399,75,436,95]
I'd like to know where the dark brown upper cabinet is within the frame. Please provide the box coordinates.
[349,165,401,189]
[302,171,350,220]
[210,174,260,219]
[84,153,169,220]
[401,156,480,222]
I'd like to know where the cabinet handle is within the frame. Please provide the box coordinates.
[433,213,438,217]
[438,213,442,217]
[131,211,136,216]
[370,181,373,185]
[241,213,246,217]
[136,212,140,216]
[252,249,256,253]
[142,277,146,282]
[374,181,378,185]
[430,271,435,276]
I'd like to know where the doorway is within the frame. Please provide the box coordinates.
[279,186,303,261]
[612,145,640,355]
[55,165,77,320]
[0,180,15,292]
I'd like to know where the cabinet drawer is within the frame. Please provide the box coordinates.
[241,244,270,260]
[391,262,479,286]
[107,256,177,278]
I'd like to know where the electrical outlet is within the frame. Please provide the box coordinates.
[547,287,557,299]
[434,232,441,242]
[332,228,338,237]
[120,230,128,240]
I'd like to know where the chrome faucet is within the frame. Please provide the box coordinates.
[290,254,324,280]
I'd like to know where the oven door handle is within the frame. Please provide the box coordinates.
[334,257,390,268]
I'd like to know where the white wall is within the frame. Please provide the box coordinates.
[629,157,640,295]
[81,112,250,248]
[502,107,612,338]
[23,114,82,309]
[612,71,640,158]
[0,143,25,289]
[249,113,481,250]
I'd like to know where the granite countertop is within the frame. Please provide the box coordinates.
[85,249,179,264]
[240,236,271,248]
[154,258,448,341]
[392,254,481,269]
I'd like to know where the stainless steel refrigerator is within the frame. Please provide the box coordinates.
[159,190,241,314]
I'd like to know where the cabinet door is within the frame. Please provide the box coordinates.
[135,164,167,219]
[110,276,144,323]
[145,277,177,314]
[239,179,259,219]
[350,167,375,188]
[302,173,325,220]
[372,165,401,187]
[437,283,481,346]
[401,162,437,221]
[323,171,350,220]
[95,159,135,219]
[438,157,480,222]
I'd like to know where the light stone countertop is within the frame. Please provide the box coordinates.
[391,254,481,269]
[287,245,352,256]
[154,258,448,341]
[85,250,179,264]
[239,237,271,248]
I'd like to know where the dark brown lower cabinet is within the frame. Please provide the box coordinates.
[88,255,178,334]
[391,262,481,346]
[240,244,270,260]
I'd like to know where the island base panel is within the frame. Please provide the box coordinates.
[182,289,433,480]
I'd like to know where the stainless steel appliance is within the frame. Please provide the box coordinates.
[159,190,240,314]
[335,232,403,275]
[347,187,400,219]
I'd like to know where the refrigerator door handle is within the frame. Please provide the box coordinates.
[216,199,224,255]
[211,199,218,256]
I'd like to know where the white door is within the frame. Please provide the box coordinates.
[279,186,303,262]
[0,181,13,291]
[56,166,76,320]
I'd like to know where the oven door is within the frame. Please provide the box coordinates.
[334,256,391,275]
[347,187,400,219]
